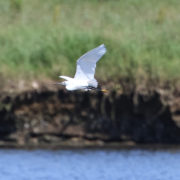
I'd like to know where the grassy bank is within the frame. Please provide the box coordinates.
[0,0,180,86]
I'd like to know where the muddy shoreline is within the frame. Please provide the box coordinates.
[0,84,180,149]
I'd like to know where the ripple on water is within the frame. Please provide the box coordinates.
[0,149,180,180]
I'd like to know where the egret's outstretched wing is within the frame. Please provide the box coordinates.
[74,44,106,81]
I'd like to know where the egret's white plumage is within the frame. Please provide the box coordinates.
[59,44,106,91]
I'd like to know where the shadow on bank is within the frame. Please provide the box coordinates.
[0,88,180,148]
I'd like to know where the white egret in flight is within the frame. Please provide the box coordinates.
[59,44,107,92]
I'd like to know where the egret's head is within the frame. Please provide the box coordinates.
[101,89,108,93]
[97,86,108,93]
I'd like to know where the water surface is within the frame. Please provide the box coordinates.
[0,149,180,180]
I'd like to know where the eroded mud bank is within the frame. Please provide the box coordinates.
[0,88,180,148]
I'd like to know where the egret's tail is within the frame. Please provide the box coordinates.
[59,76,73,81]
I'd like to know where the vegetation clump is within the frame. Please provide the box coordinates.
[0,0,179,87]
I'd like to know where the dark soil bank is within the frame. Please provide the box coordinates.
[0,88,180,148]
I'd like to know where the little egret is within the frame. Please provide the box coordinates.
[58,44,107,92]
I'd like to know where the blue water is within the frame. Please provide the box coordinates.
[0,149,180,180]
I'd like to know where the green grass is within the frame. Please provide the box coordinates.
[0,0,180,86]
